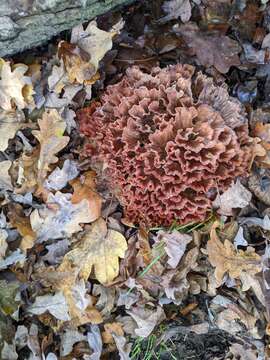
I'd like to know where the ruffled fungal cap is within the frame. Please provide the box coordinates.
[77,64,252,227]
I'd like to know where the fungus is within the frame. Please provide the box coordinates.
[77,64,252,227]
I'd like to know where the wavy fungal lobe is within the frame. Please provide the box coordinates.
[78,64,252,227]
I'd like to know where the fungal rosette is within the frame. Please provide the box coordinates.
[77,64,252,227]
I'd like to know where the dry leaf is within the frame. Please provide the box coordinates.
[27,291,70,321]
[8,204,36,252]
[60,329,86,357]
[253,122,270,167]
[213,180,252,216]
[42,239,69,265]
[70,171,102,223]
[207,222,262,286]
[87,325,102,360]
[30,192,94,242]
[58,217,127,284]
[0,249,25,270]
[0,229,8,260]
[71,21,115,71]
[0,60,32,110]
[58,41,96,84]
[32,109,69,194]
[161,247,199,304]
[155,230,192,268]
[228,343,258,360]
[0,110,25,151]
[161,0,191,23]
[102,322,124,344]
[16,148,39,194]
[112,333,131,360]
[127,305,165,338]
[0,160,13,191]
[44,159,78,191]
[175,23,240,73]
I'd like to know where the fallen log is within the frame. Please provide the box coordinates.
[0,0,133,57]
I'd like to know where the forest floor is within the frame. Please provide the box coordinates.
[0,0,270,359]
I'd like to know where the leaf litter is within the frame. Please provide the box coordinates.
[0,1,270,359]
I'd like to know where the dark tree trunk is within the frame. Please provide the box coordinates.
[0,0,133,57]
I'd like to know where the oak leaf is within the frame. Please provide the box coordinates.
[0,60,33,110]
[58,41,96,84]
[58,217,127,284]
[32,109,69,194]
[0,110,25,151]
[71,21,116,71]
[30,192,94,243]
[207,221,262,286]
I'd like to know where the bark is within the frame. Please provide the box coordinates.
[0,0,133,57]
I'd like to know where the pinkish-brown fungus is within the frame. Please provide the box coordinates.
[77,64,252,227]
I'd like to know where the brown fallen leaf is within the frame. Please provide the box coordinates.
[70,171,102,223]
[16,148,39,194]
[207,221,262,286]
[102,322,124,344]
[32,109,70,195]
[252,122,270,168]
[174,23,240,73]
[58,41,96,84]
[71,21,118,72]
[8,204,36,252]
[58,217,127,284]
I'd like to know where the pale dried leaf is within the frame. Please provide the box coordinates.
[71,21,115,71]
[30,192,94,242]
[27,291,70,321]
[239,215,270,230]
[127,306,165,338]
[58,218,127,284]
[233,226,248,248]
[44,159,78,191]
[87,325,102,360]
[0,110,25,151]
[0,249,25,270]
[0,60,32,110]
[213,180,252,216]
[60,329,86,357]
[155,230,192,268]
[228,343,258,360]
[0,160,13,191]
[0,229,8,260]
[112,333,131,360]
[42,239,69,265]
[162,0,191,23]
